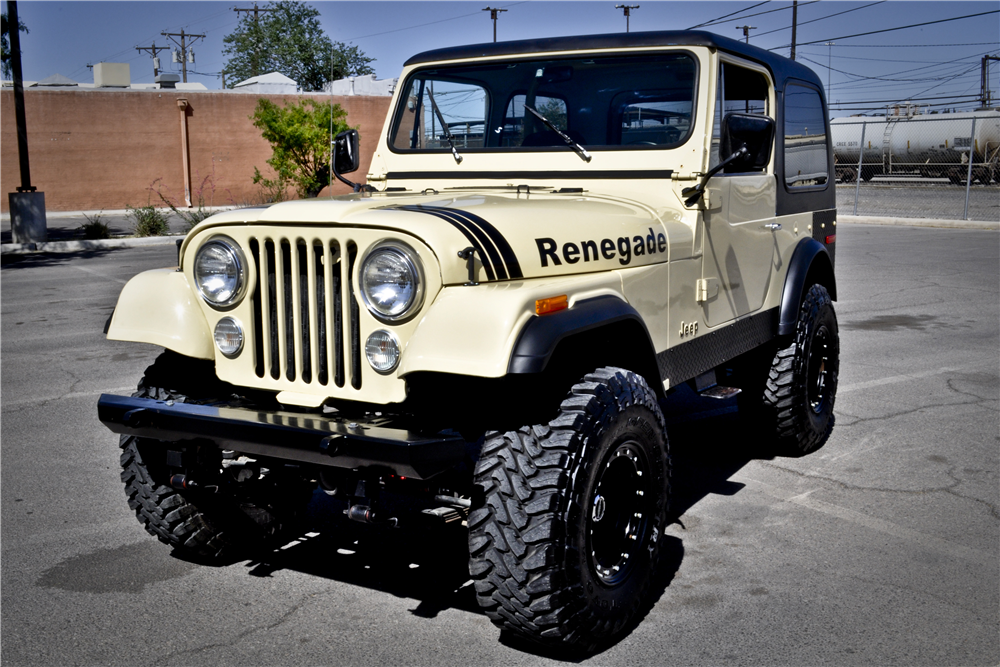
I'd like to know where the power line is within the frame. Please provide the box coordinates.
[753,1,886,38]
[344,2,526,42]
[814,42,999,48]
[687,1,771,30]
[801,53,988,83]
[770,9,1000,49]
[827,94,980,105]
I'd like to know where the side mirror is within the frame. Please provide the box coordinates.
[721,113,774,173]
[334,129,361,175]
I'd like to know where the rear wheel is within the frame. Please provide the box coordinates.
[734,285,839,455]
[468,368,670,650]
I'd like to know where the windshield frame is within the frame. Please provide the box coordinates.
[386,49,701,156]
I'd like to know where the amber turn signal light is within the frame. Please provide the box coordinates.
[535,295,568,315]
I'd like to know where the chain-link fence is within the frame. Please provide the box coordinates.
[832,111,1000,222]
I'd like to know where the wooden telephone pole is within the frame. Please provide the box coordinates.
[161,29,205,83]
[233,3,278,76]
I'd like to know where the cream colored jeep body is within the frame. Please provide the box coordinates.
[99,31,838,650]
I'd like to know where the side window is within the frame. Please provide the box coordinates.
[391,78,488,150]
[711,63,770,167]
[614,93,692,146]
[783,84,829,188]
[503,95,567,147]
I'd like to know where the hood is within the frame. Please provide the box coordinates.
[195,190,695,285]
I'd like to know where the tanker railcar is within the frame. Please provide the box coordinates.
[831,108,1000,184]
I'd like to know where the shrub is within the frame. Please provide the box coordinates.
[149,174,223,232]
[127,205,170,237]
[78,212,111,240]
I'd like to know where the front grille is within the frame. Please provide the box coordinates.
[249,237,362,389]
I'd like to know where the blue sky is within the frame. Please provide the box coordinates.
[10,1,1000,116]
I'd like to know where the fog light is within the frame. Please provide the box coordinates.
[365,330,400,374]
[214,317,244,357]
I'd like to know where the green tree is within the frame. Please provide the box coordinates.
[1,12,29,80]
[251,98,352,199]
[222,1,374,92]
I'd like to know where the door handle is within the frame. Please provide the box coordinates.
[764,223,782,231]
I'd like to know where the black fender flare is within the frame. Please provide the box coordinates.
[507,295,655,374]
[778,237,837,336]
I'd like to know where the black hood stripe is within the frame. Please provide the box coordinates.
[384,205,497,281]
[422,206,524,280]
[406,205,509,280]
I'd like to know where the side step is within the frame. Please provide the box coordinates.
[692,369,742,400]
[700,385,741,400]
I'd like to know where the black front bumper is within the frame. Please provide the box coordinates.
[97,394,467,480]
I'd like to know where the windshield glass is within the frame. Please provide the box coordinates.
[389,52,697,153]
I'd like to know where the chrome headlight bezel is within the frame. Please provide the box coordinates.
[359,241,425,324]
[193,235,248,309]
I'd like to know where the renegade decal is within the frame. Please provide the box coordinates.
[536,228,667,267]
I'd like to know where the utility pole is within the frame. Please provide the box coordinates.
[7,0,47,245]
[789,0,798,60]
[615,4,639,33]
[135,43,169,78]
[233,4,277,77]
[982,55,1000,108]
[161,29,205,83]
[736,25,757,43]
[825,41,835,96]
[482,7,507,43]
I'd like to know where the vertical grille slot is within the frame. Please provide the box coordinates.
[347,242,362,389]
[250,239,265,378]
[250,234,356,390]
[311,241,328,386]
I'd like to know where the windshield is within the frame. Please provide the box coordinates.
[389,52,697,153]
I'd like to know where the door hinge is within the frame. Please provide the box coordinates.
[696,278,719,302]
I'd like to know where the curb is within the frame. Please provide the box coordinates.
[1,235,183,255]
[839,215,999,230]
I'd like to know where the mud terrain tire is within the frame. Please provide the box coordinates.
[468,367,670,651]
[120,351,310,559]
[764,284,840,455]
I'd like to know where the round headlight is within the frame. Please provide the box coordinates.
[366,330,400,374]
[214,317,244,357]
[360,243,423,322]
[194,237,246,308]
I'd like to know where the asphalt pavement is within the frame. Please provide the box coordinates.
[1,223,997,665]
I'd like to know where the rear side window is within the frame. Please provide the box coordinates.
[783,84,829,188]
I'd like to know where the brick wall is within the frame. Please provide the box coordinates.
[0,89,391,212]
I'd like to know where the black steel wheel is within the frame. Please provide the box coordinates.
[468,367,670,651]
[764,284,840,455]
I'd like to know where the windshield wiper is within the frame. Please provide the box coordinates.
[425,90,463,164]
[523,104,591,163]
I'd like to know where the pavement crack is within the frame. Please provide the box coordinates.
[150,591,322,666]
[758,462,1000,522]
[836,399,978,427]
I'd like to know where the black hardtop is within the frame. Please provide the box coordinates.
[404,29,823,92]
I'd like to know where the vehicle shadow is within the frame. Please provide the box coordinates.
[184,384,780,660]
[0,247,124,269]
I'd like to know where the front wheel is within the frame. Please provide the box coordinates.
[119,351,312,559]
[468,368,670,650]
